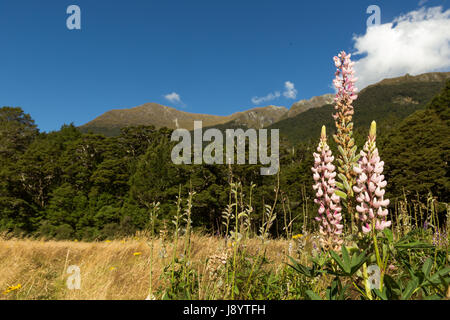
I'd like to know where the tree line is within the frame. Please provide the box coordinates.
[0,81,448,240]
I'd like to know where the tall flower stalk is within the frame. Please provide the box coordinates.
[312,126,343,251]
[332,51,360,233]
[353,121,391,295]
[353,121,391,234]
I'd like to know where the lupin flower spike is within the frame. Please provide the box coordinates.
[333,51,358,106]
[312,126,343,251]
[353,121,391,234]
[332,51,360,231]
[333,51,358,129]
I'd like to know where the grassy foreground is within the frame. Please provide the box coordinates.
[0,234,290,300]
[1,228,449,300]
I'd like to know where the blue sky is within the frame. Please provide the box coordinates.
[0,0,449,132]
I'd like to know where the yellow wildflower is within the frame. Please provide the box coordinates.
[227,241,237,248]
[292,234,303,240]
[109,267,116,271]
[3,284,21,295]
[133,252,142,256]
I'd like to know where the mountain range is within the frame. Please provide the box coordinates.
[81,102,289,136]
[80,72,450,143]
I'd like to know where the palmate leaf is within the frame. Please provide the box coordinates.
[329,246,369,276]
[330,250,350,275]
[350,251,369,275]
[288,257,321,278]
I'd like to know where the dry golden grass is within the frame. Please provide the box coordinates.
[0,233,291,300]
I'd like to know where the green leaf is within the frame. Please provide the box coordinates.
[234,285,240,295]
[423,294,442,300]
[334,190,347,200]
[306,290,323,300]
[287,256,317,278]
[348,138,355,148]
[162,291,170,300]
[335,182,344,190]
[401,278,419,300]
[338,173,347,184]
[352,155,361,163]
[338,284,350,300]
[341,246,351,274]
[384,275,402,299]
[422,258,433,278]
[395,242,433,250]
[328,278,340,300]
[383,228,393,244]
[337,146,346,158]
[330,250,347,274]
[325,288,332,301]
[427,267,450,285]
[350,251,369,275]
[350,146,358,160]
[374,288,388,300]
[343,178,351,193]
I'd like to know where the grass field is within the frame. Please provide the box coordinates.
[0,233,291,300]
[1,225,449,300]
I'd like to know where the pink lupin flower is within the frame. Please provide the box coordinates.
[332,51,361,233]
[353,121,391,234]
[312,126,343,251]
[333,51,358,107]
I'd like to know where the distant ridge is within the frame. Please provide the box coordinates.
[80,71,450,136]
[287,94,335,118]
[268,71,450,144]
[80,103,289,135]
[369,72,450,87]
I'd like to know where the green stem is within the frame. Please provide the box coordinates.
[362,262,373,300]
[372,223,384,293]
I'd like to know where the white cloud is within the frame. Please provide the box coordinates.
[251,91,281,105]
[283,81,298,99]
[251,81,297,105]
[164,92,183,104]
[418,0,429,6]
[352,6,450,89]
